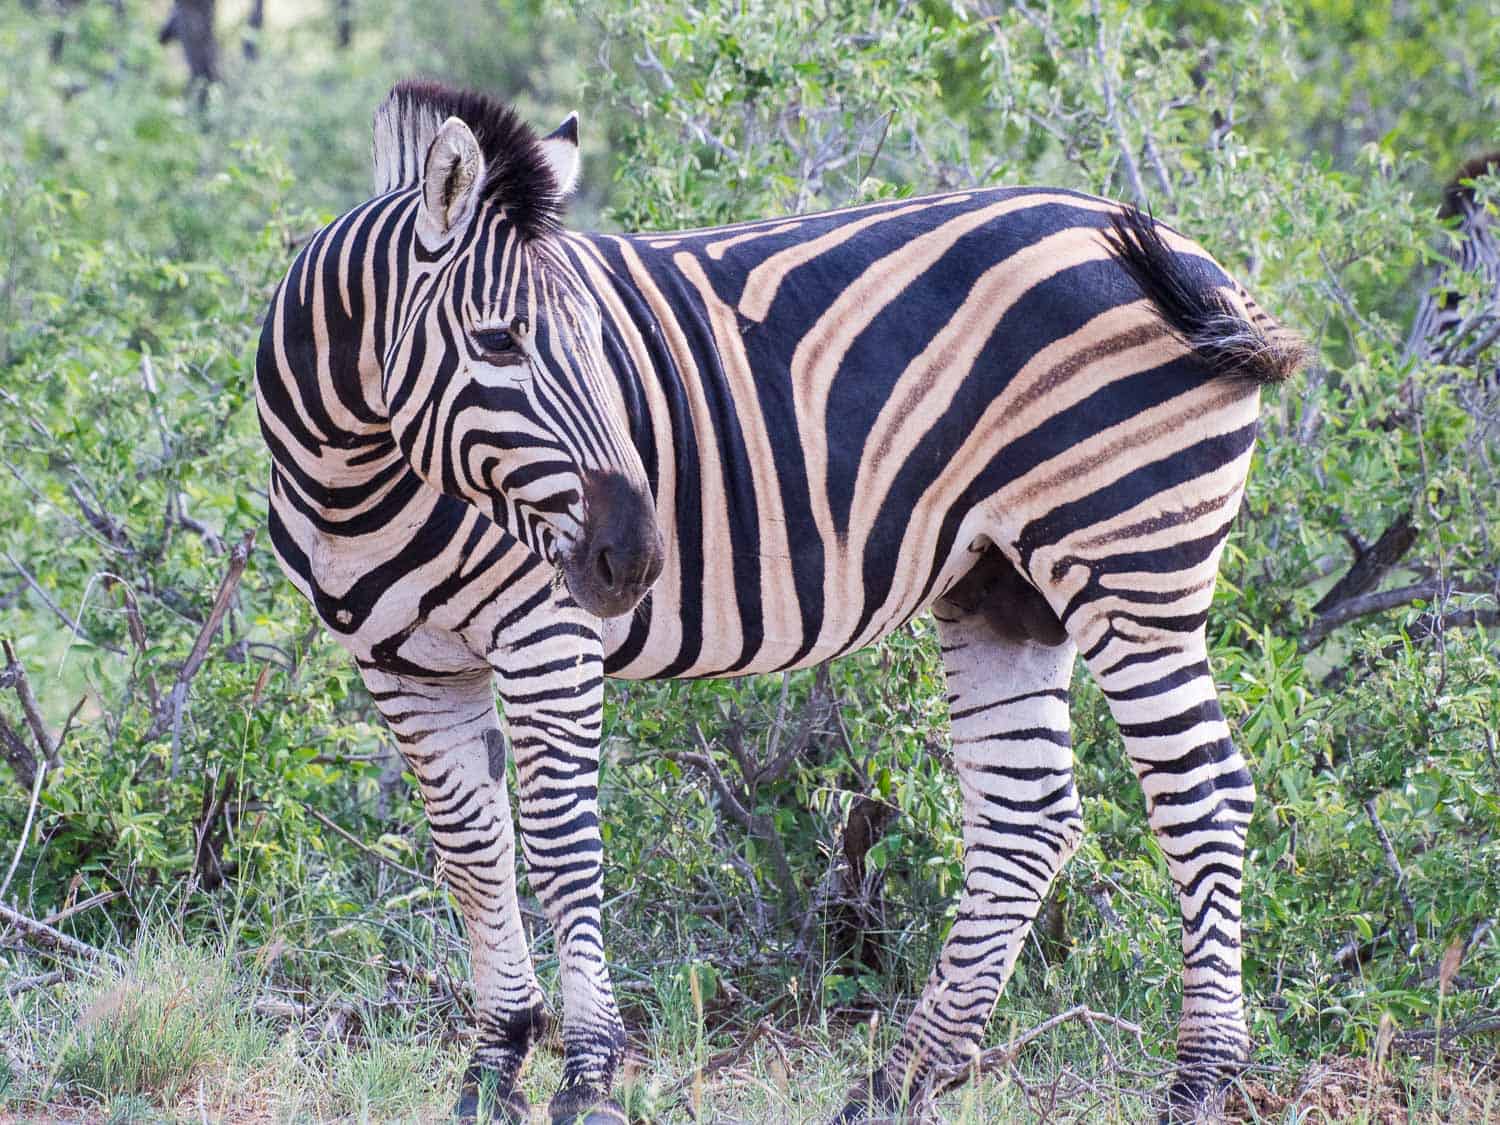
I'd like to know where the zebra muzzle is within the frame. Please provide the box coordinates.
[563,469,664,618]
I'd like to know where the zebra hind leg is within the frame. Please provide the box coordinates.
[836,606,1080,1121]
[359,666,543,1125]
[1075,615,1254,1119]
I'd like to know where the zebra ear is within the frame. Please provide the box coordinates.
[419,116,485,244]
[539,113,581,197]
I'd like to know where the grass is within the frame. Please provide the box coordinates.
[3,929,1498,1124]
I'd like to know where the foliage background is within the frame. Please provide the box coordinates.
[1,0,1497,1120]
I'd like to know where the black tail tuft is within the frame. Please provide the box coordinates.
[1103,206,1306,385]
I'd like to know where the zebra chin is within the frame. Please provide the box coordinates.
[558,469,665,619]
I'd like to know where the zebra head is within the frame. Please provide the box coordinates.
[375,82,663,619]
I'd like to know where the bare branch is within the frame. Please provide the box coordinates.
[177,530,255,688]
[105,577,161,715]
[1126,98,1175,201]
[163,529,255,776]
[1090,0,1147,206]
[1,639,59,767]
[66,481,132,553]
[1311,510,1418,616]
[2,552,123,655]
[0,902,124,970]
[0,714,38,790]
[1302,579,1457,649]
[673,743,753,830]
[1363,797,1418,954]
[677,725,801,914]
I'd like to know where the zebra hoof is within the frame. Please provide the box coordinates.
[549,1085,628,1124]
[831,1072,905,1124]
[1159,1073,1232,1124]
[454,1066,529,1124]
[830,1104,901,1125]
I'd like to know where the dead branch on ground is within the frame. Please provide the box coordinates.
[0,902,124,971]
[918,1004,1145,1112]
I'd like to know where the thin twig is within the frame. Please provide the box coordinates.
[0,755,46,901]
[1127,98,1175,201]
[923,1005,1145,1103]
[1,553,123,655]
[300,804,431,886]
[107,575,160,716]
[42,890,123,929]
[856,110,894,195]
[1364,797,1419,953]
[1090,0,1147,206]
[165,529,255,776]
[55,694,88,752]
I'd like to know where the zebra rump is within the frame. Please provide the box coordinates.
[1105,205,1307,385]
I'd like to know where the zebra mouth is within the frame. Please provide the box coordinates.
[558,470,664,618]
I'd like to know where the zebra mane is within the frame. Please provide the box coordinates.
[1439,151,1500,222]
[371,79,564,239]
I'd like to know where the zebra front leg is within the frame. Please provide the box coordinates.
[360,666,543,1124]
[495,640,626,1125]
[838,615,1080,1121]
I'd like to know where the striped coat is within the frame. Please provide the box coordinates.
[256,80,1304,1123]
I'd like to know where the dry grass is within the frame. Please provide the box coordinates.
[4,938,1498,1123]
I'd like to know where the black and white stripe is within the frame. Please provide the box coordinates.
[1405,152,1500,385]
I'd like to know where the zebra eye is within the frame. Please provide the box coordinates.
[473,326,520,361]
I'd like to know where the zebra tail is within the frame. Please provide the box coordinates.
[1103,205,1307,385]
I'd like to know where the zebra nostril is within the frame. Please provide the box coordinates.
[594,546,617,591]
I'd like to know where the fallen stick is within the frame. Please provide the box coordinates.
[5,970,64,997]
[0,902,123,970]
[42,889,123,929]
[924,1005,1145,1100]
[673,1016,775,1104]
[1394,1011,1500,1045]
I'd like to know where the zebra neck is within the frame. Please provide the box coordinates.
[257,193,420,520]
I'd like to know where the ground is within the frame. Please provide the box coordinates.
[2,940,1497,1124]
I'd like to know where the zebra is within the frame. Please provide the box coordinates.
[1404,152,1500,389]
[255,79,1305,1123]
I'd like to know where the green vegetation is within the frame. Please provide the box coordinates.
[2,1,1497,1121]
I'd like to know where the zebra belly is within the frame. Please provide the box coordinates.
[598,513,991,680]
